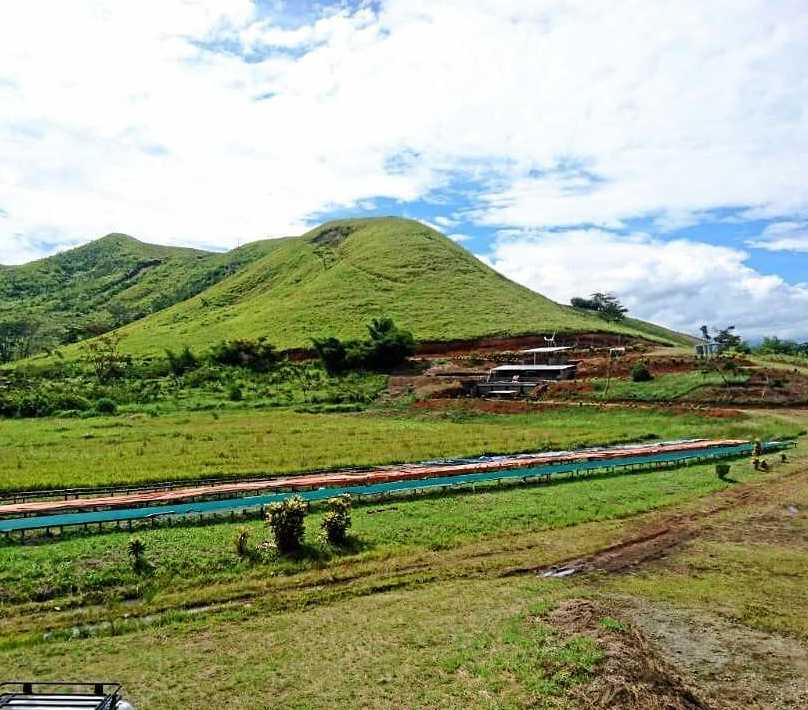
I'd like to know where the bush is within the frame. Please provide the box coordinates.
[166,346,198,376]
[630,362,653,382]
[228,384,244,402]
[209,337,277,372]
[266,496,308,554]
[127,537,148,573]
[321,495,352,545]
[312,318,415,374]
[234,528,252,559]
[95,397,118,415]
[312,336,348,375]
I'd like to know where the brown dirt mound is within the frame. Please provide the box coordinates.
[550,599,709,709]
[412,398,547,414]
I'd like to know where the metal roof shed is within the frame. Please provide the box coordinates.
[518,346,573,364]
[489,364,577,381]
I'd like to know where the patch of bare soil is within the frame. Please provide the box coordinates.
[550,599,709,709]
[533,483,772,580]
[618,598,808,710]
[415,333,653,358]
[412,398,550,414]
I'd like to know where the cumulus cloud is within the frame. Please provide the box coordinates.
[1,1,807,259]
[483,230,808,340]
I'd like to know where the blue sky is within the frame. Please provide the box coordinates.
[1,0,807,338]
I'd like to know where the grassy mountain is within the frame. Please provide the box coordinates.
[89,217,689,357]
[0,234,287,355]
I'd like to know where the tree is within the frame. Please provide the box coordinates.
[714,326,742,353]
[83,332,130,382]
[699,325,711,342]
[0,320,42,363]
[312,318,415,374]
[165,345,198,376]
[570,293,628,322]
[208,337,277,372]
[364,317,415,370]
[312,336,348,375]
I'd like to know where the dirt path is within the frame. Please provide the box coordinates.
[499,464,807,579]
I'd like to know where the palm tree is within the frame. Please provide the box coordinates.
[127,537,146,570]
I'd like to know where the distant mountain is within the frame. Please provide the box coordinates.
[0,234,288,354]
[86,217,690,357]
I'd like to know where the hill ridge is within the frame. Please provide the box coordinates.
[93,217,689,356]
[3,217,691,362]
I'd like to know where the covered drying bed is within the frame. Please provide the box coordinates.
[0,440,793,537]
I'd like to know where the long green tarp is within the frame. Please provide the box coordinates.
[0,441,790,533]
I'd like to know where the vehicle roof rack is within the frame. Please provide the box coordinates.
[0,682,132,709]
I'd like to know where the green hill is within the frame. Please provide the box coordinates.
[0,234,287,356]
[91,217,689,357]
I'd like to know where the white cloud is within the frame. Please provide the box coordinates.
[483,229,808,340]
[447,233,471,243]
[748,221,808,252]
[0,0,806,265]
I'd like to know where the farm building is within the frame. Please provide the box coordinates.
[474,346,578,397]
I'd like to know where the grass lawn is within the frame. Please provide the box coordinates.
[0,453,775,608]
[0,413,805,710]
[0,405,799,491]
[590,371,748,401]
[600,460,808,640]
[0,576,593,710]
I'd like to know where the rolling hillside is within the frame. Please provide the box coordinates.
[90,217,689,356]
[0,234,288,352]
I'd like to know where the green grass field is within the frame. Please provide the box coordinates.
[1,409,804,709]
[0,453,776,607]
[2,437,805,709]
[0,405,797,491]
[2,576,595,709]
[590,371,749,401]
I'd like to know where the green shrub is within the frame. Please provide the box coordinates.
[95,397,118,415]
[228,384,244,402]
[209,337,277,372]
[312,318,415,374]
[321,495,352,545]
[165,345,198,376]
[266,496,308,554]
[630,362,653,382]
[234,528,252,559]
[311,336,349,375]
[127,537,148,573]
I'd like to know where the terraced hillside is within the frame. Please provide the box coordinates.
[0,234,288,353]
[104,217,688,356]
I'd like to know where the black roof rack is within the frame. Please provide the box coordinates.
[0,682,126,709]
